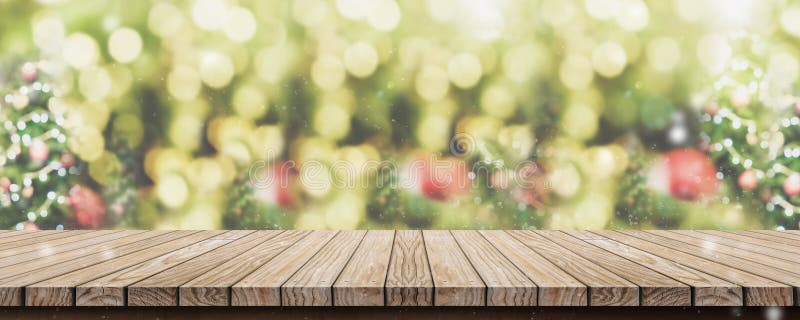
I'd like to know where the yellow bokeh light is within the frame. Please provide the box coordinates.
[167,65,201,101]
[311,54,346,90]
[336,0,369,20]
[293,0,328,28]
[615,0,649,31]
[32,14,64,53]
[344,41,379,78]
[416,64,450,101]
[447,52,483,89]
[367,0,401,31]
[199,52,235,89]
[559,54,593,90]
[232,84,269,120]
[62,33,99,70]
[157,173,190,208]
[782,7,800,37]
[480,84,516,119]
[696,33,731,75]
[592,41,627,78]
[192,0,228,31]
[148,2,184,38]
[224,7,257,43]
[78,66,111,102]
[314,103,351,140]
[108,27,142,63]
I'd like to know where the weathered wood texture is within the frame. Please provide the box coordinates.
[0,229,798,307]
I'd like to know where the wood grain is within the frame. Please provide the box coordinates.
[597,230,792,306]
[332,230,394,306]
[752,230,800,241]
[507,230,638,306]
[282,230,367,306]
[0,231,111,259]
[75,231,249,306]
[673,230,800,264]
[182,230,310,306]
[0,230,176,306]
[26,231,220,306]
[0,230,142,269]
[128,231,280,306]
[422,230,485,306]
[231,231,337,306]
[451,230,536,306]
[578,231,742,306]
[384,230,433,306]
[0,230,84,250]
[543,231,690,306]
[699,230,800,257]
[480,230,587,306]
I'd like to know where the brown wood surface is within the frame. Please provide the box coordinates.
[333,230,394,306]
[596,231,792,306]
[231,231,337,306]
[183,230,310,306]
[423,230,485,306]
[1,229,800,307]
[542,231,691,306]
[127,231,280,306]
[384,230,433,306]
[480,231,587,306]
[507,230,639,306]
[282,230,367,306]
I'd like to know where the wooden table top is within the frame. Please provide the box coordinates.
[0,229,798,307]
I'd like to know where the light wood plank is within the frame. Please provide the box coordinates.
[451,230,536,306]
[0,230,180,306]
[128,231,282,306]
[737,231,800,246]
[596,231,792,306]
[507,230,638,306]
[182,230,311,306]
[574,231,742,306]
[423,230,485,306]
[0,231,110,259]
[699,230,800,256]
[231,231,337,306]
[75,231,251,306]
[332,230,394,306]
[541,231,690,306]
[480,231,587,306]
[282,230,367,306]
[655,231,800,275]
[674,230,800,264]
[384,230,433,306]
[0,231,84,250]
[25,231,221,306]
[0,231,63,246]
[0,231,140,268]
[752,230,800,241]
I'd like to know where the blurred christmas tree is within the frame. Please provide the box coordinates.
[0,62,81,230]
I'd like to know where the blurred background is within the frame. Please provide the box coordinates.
[1,0,800,230]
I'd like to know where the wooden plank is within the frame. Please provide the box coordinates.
[0,230,84,250]
[674,230,800,264]
[451,231,536,306]
[75,231,252,306]
[0,231,62,246]
[752,230,800,241]
[735,231,800,246]
[128,231,282,306]
[573,231,742,306]
[480,231,587,306]
[541,231,691,306]
[181,230,310,306]
[282,230,367,306]
[384,230,433,306]
[654,231,800,275]
[230,231,337,306]
[507,230,638,306]
[332,230,394,306]
[25,231,221,306]
[0,230,180,306]
[596,230,792,306]
[699,230,800,256]
[422,230,485,306]
[0,230,143,269]
[0,231,106,258]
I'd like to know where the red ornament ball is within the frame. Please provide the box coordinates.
[61,153,76,168]
[68,185,106,229]
[251,161,297,209]
[784,174,800,197]
[21,222,40,231]
[28,139,49,163]
[647,149,719,201]
[403,155,470,201]
[738,169,758,192]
